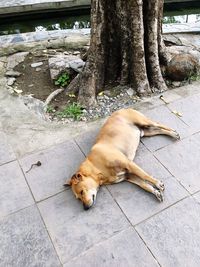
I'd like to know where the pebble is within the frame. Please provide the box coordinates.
[48,86,141,124]
[31,62,43,68]
[172,81,181,87]
[5,70,21,77]
[73,51,81,55]
[36,67,41,72]
[127,88,134,96]
[7,77,16,86]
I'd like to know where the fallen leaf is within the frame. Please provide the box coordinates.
[172,110,182,117]
[68,93,76,98]
[14,88,23,94]
[159,95,169,104]
[98,91,104,96]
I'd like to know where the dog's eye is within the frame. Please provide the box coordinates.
[80,190,84,195]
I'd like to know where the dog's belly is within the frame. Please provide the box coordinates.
[117,124,141,160]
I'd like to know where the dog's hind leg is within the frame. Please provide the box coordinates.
[142,126,180,140]
[127,175,163,202]
[119,109,180,140]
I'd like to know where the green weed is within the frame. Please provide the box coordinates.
[188,72,200,82]
[55,73,70,87]
[56,102,83,120]
[46,105,54,113]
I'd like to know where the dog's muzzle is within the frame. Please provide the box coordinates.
[83,194,96,210]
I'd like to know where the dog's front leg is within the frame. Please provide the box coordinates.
[127,175,164,202]
[125,161,165,192]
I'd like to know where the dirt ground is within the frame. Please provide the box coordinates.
[14,50,75,111]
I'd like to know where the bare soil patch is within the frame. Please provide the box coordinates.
[14,50,76,111]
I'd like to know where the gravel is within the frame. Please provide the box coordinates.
[47,86,141,124]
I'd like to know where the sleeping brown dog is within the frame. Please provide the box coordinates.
[64,108,180,210]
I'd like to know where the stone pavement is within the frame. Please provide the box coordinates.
[1,83,200,266]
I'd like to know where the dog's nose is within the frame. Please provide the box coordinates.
[83,204,90,210]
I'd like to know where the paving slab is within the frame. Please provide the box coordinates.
[108,176,188,226]
[193,191,200,203]
[0,131,16,166]
[141,105,191,152]
[0,161,34,218]
[63,228,159,267]
[167,93,200,134]
[135,149,171,180]
[38,188,130,264]
[19,140,85,202]
[0,205,61,267]
[136,197,200,267]
[74,127,100,156]
[154,133,200,194]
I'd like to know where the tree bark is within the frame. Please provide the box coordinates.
[73,0,168,106]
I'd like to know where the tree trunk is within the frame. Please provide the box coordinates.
[74,0,168,106]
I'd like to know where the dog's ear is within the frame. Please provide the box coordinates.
[63,173,82,187]
[63,178,72,187]
[71,173,83,185]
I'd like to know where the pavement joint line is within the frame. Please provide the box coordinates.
[152,131,200,196]
[35,188,69,204]
[61,226,133,265]
[134,228,162,267]
[152,129,200,154]
[152,153,192,196]
[35,203,63,266]
[107,183,163,267]
[0,203,35,223]
[73,137,87,158]
[16,137,86,161]
[191,193,200,204]
[134,195,190,228]
[17,158,37,203]
[0,158,17,167]
[165,102,190,127]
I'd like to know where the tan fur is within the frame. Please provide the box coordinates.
[64,108,180,210]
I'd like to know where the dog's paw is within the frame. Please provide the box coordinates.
[156,180,165,191]
[173,130,180,140]
[154,189,164,202]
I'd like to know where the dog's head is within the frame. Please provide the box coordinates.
[64,172,99,210]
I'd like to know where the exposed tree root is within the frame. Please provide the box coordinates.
[44,88,64,111]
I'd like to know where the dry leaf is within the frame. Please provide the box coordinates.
[98,91,104,96]
[159,95,169,104]
[172,110,182,117]
[68,93,76,98]
[14,88,23,94]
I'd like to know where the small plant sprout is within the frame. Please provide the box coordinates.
[46,105,54,113]
[56,102,83,120]
[55,73,70,87]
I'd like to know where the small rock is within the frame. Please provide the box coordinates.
[64,51,70,55]
[127,88,134,96]
[73,51,80,55]
[36,67,41,72]
[68,59,85,73]
[7,52,29,70]
[166,54,198,81]
[7,86,14,94]
[172,81,181,87]
[28,84,34,87]
[31,62,43,68]
[7,77,16,86]
[5,70,21,77]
